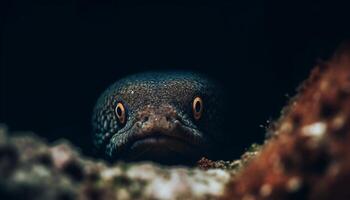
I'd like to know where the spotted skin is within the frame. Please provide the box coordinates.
[92,71,227,164]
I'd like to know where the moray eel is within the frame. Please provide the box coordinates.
[92,71,227,165]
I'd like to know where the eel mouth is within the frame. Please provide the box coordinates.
[112,105,207,165]
[125,131,202,164]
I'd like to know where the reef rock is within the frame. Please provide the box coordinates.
[0,125,254,200]
[223,45,350,200]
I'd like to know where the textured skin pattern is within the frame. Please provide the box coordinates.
[92,71,226,163]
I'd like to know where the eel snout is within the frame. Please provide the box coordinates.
[120,104,206,164]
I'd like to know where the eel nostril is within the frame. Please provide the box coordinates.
[142,116,149,123]
[165,116,172,122]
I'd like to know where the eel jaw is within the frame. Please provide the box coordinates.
[124,130,204,165]
[109,105,208,165]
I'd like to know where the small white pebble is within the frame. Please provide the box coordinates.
[101,168,122,180]
[33,165,50,178]
[332,115,345,130]
[117,188,130,200]
[280,122,293,133]
[13,171,27,182]
[302,122,327,138]
[286,177,302,192]
[260,184,272,197]
[50,145,72,169]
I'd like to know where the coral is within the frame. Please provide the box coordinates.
[223,46,350,200]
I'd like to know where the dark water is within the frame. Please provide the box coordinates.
[1,0,349,158]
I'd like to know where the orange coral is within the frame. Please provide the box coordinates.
[223,45,350,200]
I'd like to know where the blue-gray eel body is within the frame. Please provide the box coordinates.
[92,71,228,165]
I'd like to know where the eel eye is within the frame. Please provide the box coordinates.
[192,96,203,120]
[115,102,126,124]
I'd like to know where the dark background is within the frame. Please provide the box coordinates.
[1,0,349,157]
